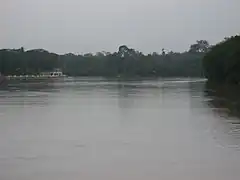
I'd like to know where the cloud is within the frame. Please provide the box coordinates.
[1,0,239,54]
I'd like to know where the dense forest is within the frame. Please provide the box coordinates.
[0,40,209,77]
[203,35,240,84]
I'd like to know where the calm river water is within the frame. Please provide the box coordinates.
[1,78,240,180]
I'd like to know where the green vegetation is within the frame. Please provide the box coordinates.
[0,49,58,75]
[203,35,240,84]
[0,41,208,77]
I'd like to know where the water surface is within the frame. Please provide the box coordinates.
[0,78,240,180]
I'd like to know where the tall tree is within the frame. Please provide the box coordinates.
[203,35,240,83]
[190,40,210,53]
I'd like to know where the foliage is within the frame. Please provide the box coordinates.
[203,35,240,83]
[189,40,210,53]
[0,42,207,77]
[0,49,59,75]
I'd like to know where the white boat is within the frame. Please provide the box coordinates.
[41,69,66,78]
[7,69,66,81]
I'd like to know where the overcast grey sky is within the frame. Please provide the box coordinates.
[1,0,239,54]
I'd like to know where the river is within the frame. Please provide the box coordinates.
[0,78,240,180]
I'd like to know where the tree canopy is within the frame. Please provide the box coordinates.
[203,35,240,83]
[189,40,210,53]
[0,42,207,77]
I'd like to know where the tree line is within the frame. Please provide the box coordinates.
[0,40,209,77]
[203,35,240,84]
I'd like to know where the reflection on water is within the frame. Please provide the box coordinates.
[1,78,240,180]
[203,82,240,149]
[205,82,240,119]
